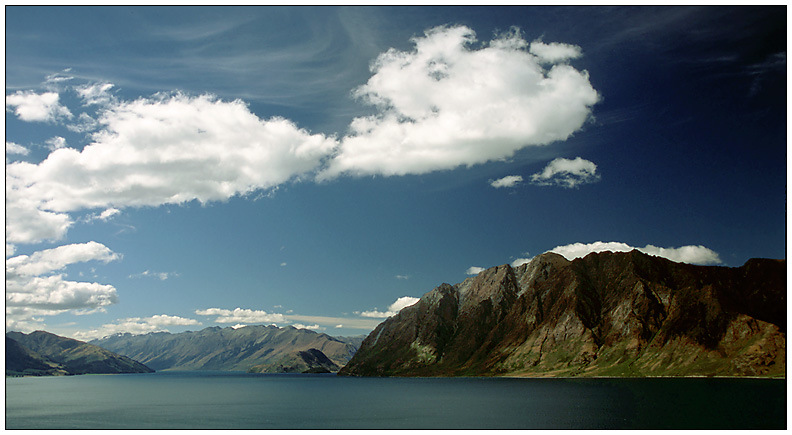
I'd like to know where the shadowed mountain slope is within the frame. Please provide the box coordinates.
[6,331,154,376]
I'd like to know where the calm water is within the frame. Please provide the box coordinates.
[5,371,786,429]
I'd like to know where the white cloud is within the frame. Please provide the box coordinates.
[45,136,68,151]
[195,307,287,324]
[6,141,30,156]
[466,266,486,275]
[359,296,420,318]
[5,242,122,328]
[321,25,599,178]
[529,40,583,63]
[548,241,722,265]
[6,241,120,277]
[530,157,601,188]
[395,274,410,280]
[490,175,523,188]
[6,90,73,122]
[71,314,201,340]
[335,324,343,328]
[83,208,121,223]
[5,92,337,245]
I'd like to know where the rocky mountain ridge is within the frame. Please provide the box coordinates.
[340,250,785,377]
[91,324,362,373]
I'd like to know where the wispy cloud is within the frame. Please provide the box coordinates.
[128,270,179,281]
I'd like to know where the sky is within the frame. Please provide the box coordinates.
[5,6,787,340]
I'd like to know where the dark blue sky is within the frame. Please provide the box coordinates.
[5,6,786,339]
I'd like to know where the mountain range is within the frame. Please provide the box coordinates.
[340,250,785,377]
[6,331,154,376]
[90,324,364,373]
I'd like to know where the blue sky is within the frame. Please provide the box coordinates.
[5,6,786,340]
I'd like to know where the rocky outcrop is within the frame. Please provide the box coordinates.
[248,348,340,374]
[340,251,785,377]
[91,325,359,373]
[6,331,154,376]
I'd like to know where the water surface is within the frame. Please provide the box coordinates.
[5,371,785,429]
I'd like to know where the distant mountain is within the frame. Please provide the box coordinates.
[91,325,360,373]
[340,250,785,377]
[6,331,154,376]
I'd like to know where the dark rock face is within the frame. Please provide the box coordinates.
[340,251,785,377]
[91,325,359,373]
[6,331,154,376]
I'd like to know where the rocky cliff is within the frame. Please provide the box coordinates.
[339,250,785,377]
[6,331,154,376]
[91,324,359,373]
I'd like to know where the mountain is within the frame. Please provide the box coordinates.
[90,324,360,373]
[340,250,785,377]
[6,331,154,376]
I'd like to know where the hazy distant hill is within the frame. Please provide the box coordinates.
[340,250,785,377]
[6,331,154,376]
[91,325,361,373]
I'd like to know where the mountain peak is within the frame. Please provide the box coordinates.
[340,250,785,377]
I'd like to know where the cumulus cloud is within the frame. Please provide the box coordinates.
[71,314,201,340]
[6,90,73,122]
[490,175,523,188]
[321,25,599,178]
[531,157,601,188]
[548,241,722,265]
[359,296,420,318]
[466,266,486,275]
[6,141,30,156]
[5,92,337,245]
[195,307,287,324]
[5,242,122,329]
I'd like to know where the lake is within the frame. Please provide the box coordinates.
[5,371,786,429]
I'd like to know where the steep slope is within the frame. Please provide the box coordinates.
[6,331,154,375]
[6,337,67,376]
[248,348,340,374]
[91,325,358,372]
[340,251,785,377]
